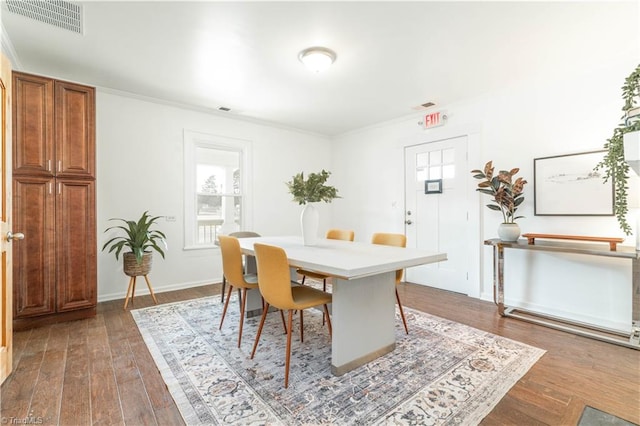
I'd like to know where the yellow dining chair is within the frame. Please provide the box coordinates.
[371,232,409,334]
[218,235,262,348]
[250,243,333,388]
[220,231,261,303]
[298,228,355,291]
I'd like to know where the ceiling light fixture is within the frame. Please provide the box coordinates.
[298,47,337,73]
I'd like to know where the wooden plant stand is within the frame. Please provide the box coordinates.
[123,275,158,310]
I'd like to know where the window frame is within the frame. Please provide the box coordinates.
[183,129,252,250]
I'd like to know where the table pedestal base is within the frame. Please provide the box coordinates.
[331,271,396,375]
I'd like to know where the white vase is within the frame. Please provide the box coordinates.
[301,203,320,246]
[498,223,520,242]
[623,130,640,176]
[635,208,640,251]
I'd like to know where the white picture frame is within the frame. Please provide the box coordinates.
[534,150,614,216]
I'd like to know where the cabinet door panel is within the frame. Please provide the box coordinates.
[55,81,95,178]
[56,179,96,311]
[12,73,54,176]
[13,177,55,317]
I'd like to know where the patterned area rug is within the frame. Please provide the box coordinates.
[132,294,545,425]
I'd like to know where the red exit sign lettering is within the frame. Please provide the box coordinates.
[422,111,447,129]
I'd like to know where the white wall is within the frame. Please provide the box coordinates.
[330,53,639,332]
[96,92,332,301]
[37,1,638,334]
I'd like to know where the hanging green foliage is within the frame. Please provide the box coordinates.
[594,64,640,235]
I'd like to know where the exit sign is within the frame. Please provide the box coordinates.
[422,111,447,129]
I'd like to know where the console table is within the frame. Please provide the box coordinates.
[485,238,640,349]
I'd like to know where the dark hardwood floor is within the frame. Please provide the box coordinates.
[2,282,639,425]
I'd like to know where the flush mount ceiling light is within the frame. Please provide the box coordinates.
[298,47,337,73]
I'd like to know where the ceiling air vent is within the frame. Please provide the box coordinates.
[6,0,83,34]
[411,101,436,111]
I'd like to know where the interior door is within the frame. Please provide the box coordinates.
[404,136,469,294]
[1,53,14,384]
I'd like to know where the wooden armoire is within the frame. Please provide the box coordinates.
[12,71,96,330]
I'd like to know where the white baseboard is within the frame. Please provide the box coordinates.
[98,279,219,303]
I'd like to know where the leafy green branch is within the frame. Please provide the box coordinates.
[594,64,640,235]
[286,170,340,205]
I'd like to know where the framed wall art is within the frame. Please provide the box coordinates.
[424,179,443,194]
[533,150,613,216]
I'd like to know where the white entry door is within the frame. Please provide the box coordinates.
[404,136,469,294]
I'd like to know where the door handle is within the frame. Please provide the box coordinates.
[7,231,25,242]
[405,220,413,225]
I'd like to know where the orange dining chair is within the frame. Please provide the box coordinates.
[250,243,333,388]
[218,235,262,348]
[298,228,355,291]
[220,231,261,304]
[371,232,409,334]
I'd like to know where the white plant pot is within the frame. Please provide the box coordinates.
[301,203,319,246]
[623,130,640,176]
[634,208,640,251]
[637,215,640,251]
[498,223,521,242]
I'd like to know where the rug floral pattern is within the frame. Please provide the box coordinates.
[132,294,544,425]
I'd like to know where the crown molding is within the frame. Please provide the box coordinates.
[0,23,21,69]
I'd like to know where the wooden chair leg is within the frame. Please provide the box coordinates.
[238,288,248,348]
[301,275,306,285]
[285,309,294,388]
[299,309,304,342]
[251,302,270,359]
[396,288,409,334]
[143,275,158,304]
[322,279,328,326]
[221,276,226,303]
[323,304,333,337]
[123,276,135,310]
[280,309,287,334]
[219,285,234,330]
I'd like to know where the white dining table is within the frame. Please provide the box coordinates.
[237,235,447,375]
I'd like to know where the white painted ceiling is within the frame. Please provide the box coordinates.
[1,1,635,136]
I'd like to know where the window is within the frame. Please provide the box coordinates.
[184,130,251,249]
[415,148,455,182]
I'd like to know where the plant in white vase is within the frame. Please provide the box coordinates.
[286,170,340,245]
[471,161,528,242]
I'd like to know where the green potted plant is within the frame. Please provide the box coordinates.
[286,169,340,245]
[471,161,528,241]
[594,63,640,236]
[286,169,340,204]
[102,211,167,276]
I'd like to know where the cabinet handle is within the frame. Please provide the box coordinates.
[58,183,61,194]
[49,182,52,194]
[47,159,51,171]
[58,160,61,172]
